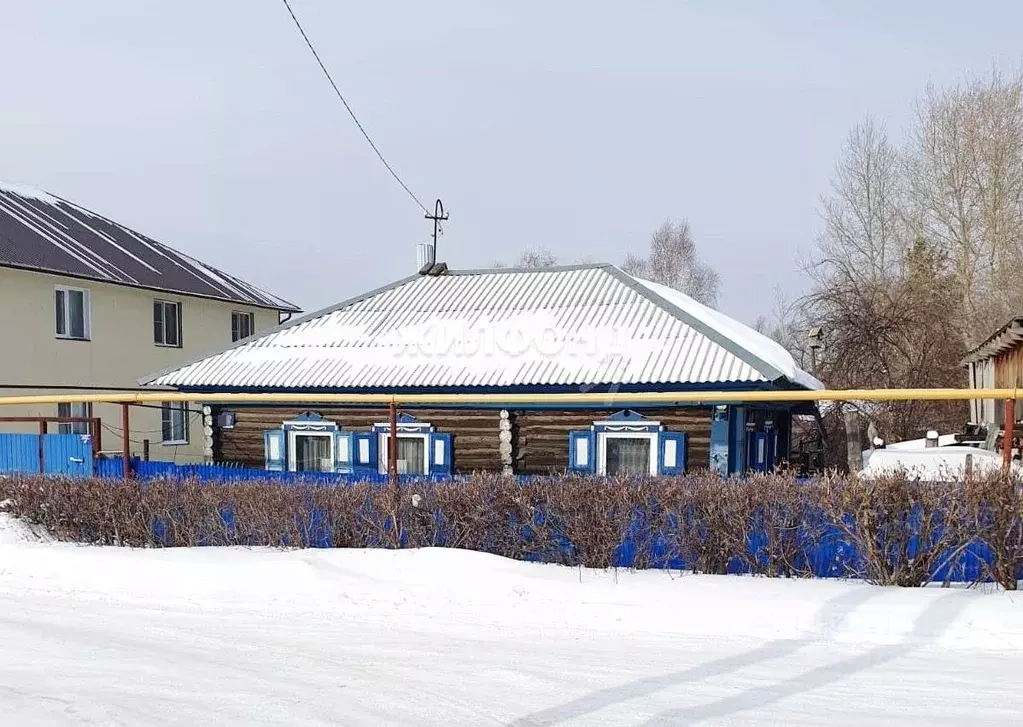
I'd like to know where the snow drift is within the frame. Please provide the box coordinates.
[2,518,1023,724]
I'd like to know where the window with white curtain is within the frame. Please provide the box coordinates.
[378,433,429,475]
[292,433,334,472]
[597,433,657,476]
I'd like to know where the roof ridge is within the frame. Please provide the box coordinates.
[603,267,797,386]
[443,262,614,276]
[0,183,298,312]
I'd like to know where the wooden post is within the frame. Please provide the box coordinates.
[388,399,398,487]
[38,420,46,474]
[121,404,132,479]
[92,418,102,459]
[1003,398,1015,469]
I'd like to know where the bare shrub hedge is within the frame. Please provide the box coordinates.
[1,471,1020,587]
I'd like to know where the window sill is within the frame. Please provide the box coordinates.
[154,343,183,349]
[55,335,91,342]
[162,440,189,446]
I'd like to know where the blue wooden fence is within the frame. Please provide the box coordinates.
[41,457,1022,585]
[0,433,94,476]
[95,457,459,484]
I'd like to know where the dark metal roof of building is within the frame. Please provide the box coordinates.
[0,182,298,311]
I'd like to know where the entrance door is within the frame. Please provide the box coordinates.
[748,431,777,473]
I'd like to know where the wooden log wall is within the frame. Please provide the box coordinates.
[512,407,712,475]
[215,405,712,475]
[215,407,502,472]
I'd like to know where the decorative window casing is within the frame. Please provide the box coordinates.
[280,413,339,473]
[372,415,451,476]
[261,412,452,476]
[55,286,91,340]
[569,410,687,477]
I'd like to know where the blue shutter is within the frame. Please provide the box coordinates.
[353,431,377,474]
[334,431,354,473]
[264,429,285,471]
[429,432,452,476]
[568,430,595,473]
[658,431,688,476]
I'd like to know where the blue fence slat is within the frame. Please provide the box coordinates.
[0,433,41,474]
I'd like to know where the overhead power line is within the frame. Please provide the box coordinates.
[280,0,429,214]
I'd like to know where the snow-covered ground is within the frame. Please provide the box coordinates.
[1,512,1022,726]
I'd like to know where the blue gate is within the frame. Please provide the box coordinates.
[0,433,94,476]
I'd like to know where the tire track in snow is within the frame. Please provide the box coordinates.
[642,590,974,724]
[509,585,880,726]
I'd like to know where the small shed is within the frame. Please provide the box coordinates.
[962,316,1023,427]
[142,263,823,477]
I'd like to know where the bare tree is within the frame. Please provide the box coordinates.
[623,219,720,307]
[815,119,907,288]
[793,119,966,466]
[909,68,1023,346]
[493,247,559,269]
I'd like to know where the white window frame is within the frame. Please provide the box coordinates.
[287,430,335,472]
[231,310,255,342]
[596,431,658,476]
[161,402,190,445]
[153,299,182,348]
[57,402,92,435]
[54,285,91,340]
[377,432,430,475]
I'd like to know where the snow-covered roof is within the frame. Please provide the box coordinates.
[885,434,961,449]
[144,264,823,393]
[962,316,1023,365]
[861,446,1015,481]
[0,182,298,311]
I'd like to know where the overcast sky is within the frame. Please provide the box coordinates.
[3,1,1022,325]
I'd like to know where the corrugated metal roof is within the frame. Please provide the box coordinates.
[0,182,298,311]
[962,316,1023,365]
[144,265,823,391]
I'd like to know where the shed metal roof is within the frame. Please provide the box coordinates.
[962,316,1023,365]
[144,264,822,393]
[0,182,298,311]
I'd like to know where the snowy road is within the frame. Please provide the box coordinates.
[2,514,1022,726]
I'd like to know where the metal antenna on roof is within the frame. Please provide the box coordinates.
[425,199,449,258]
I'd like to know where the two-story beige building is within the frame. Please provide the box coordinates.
[0,182,298,463]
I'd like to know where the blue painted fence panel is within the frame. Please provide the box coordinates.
[42,434,94,476]
[0,433,93,476]
[0,433,42,474]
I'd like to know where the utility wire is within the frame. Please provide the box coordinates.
[280,0,429,214]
